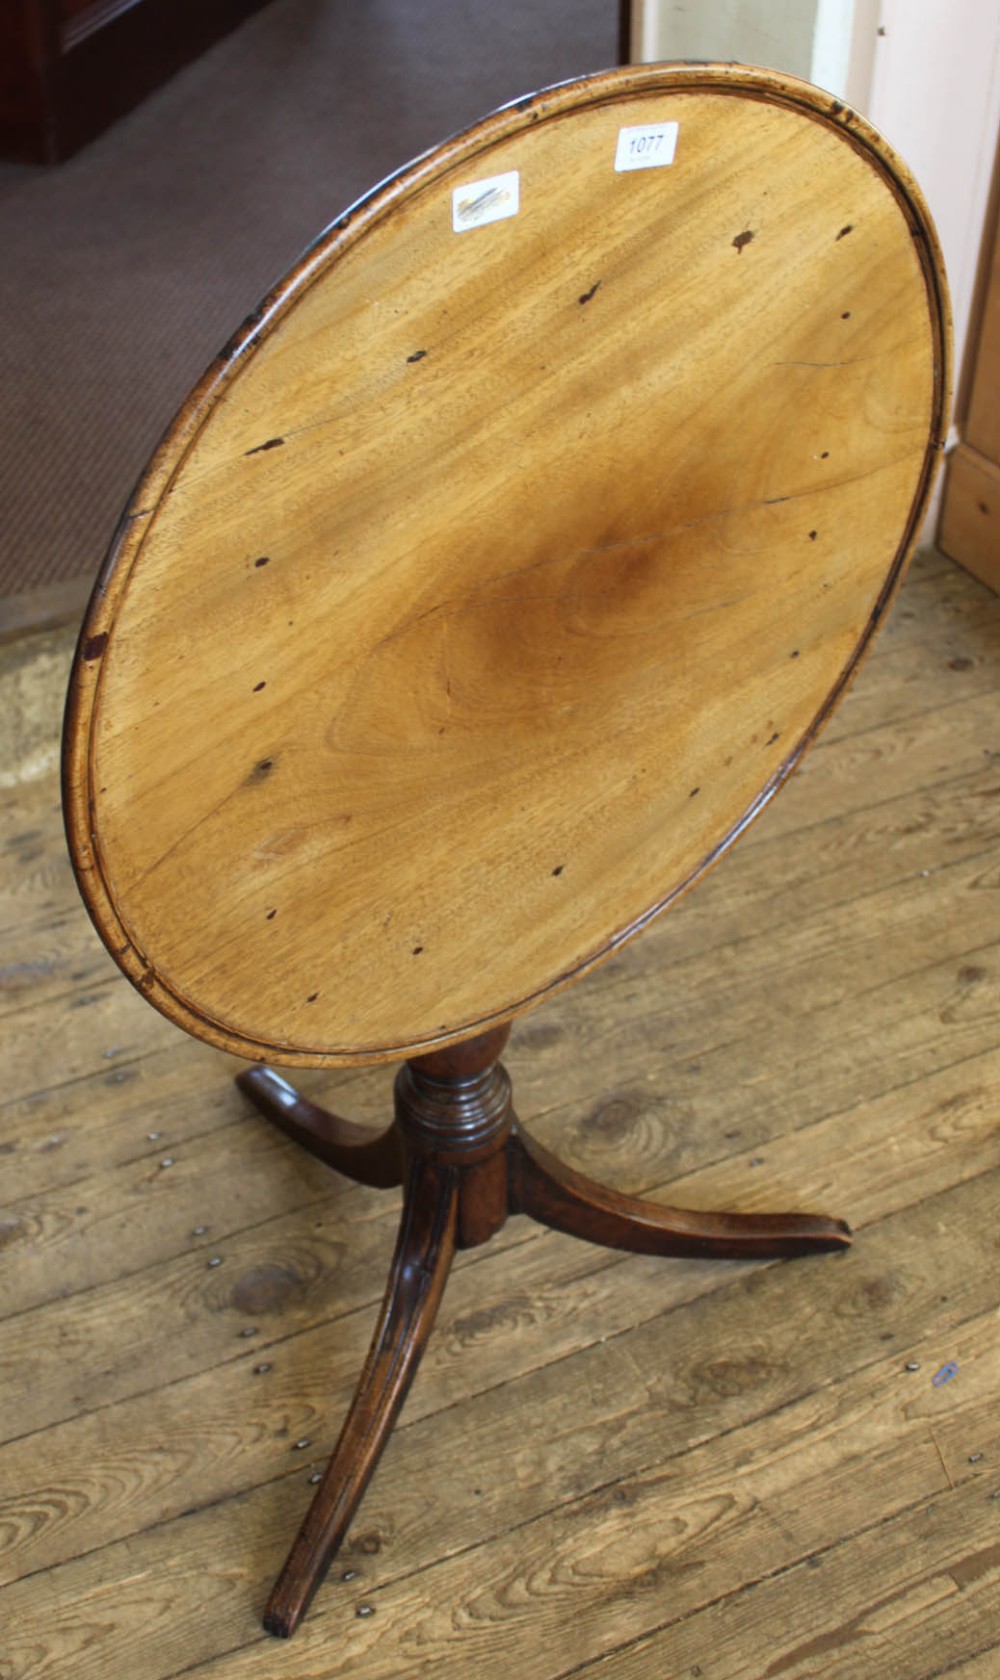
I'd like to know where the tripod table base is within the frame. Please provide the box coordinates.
[236,1027,850,1638]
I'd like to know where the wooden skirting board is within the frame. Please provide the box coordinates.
[938,139,1000,594]
[939,443,1000,593]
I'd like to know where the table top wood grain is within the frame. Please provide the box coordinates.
[63,63,951,1066]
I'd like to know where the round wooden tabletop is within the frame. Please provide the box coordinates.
[64,63,950,1067]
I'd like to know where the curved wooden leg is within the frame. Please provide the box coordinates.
[508,1128,851,1259]
[263,1150,459,1637]
[236,1067,402,1188]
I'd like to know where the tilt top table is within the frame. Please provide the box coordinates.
[63,63,950,1639]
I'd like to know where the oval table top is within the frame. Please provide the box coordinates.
[64,63,950,1067]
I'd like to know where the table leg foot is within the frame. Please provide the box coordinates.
[508,1127,851,1259]
[262,1150,458,1637]
[236,1066,402,1188]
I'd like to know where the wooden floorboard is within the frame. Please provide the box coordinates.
[1,548,997,1679]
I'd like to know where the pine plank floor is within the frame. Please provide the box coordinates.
[0,548,997,1680]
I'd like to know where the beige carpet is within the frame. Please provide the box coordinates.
[0,0,615,602]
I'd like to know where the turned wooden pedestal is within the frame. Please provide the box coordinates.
[237,1027,849,1637]
[64,61,949,1644]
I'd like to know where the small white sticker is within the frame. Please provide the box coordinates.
[615,122,679,173]
[452,170,520,233]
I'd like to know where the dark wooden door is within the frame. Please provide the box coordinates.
[0,0,275,163]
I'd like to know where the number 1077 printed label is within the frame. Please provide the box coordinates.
[614,122,679,172]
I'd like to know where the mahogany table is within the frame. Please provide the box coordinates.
[63,63,950,1639]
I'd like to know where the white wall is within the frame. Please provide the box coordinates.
[864,0,1000,423]
[809,0,880,109]
[640,0,817,80]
